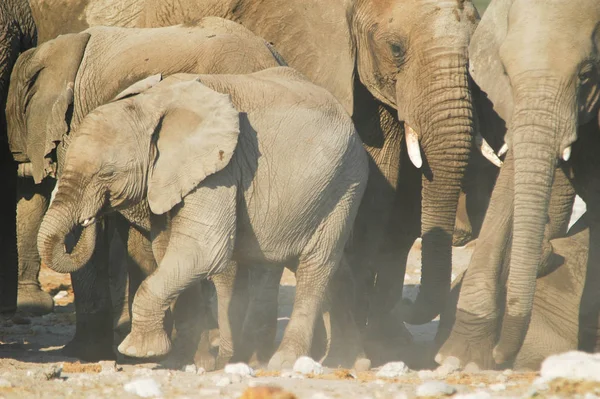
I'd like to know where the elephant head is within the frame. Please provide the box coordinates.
[38,74,240,274]
[469,0,600,363]
[6,32,90,182]
[349,0,481,323]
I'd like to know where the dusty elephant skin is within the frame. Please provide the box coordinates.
[437,0,600,370]
[5,19,285,361]
[0,0,37,316]
[38,69,369,370]
[437,220,599,370]
[128,0,481,360]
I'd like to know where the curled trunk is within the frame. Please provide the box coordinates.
[37,186,96,274]
[405,56,474,325]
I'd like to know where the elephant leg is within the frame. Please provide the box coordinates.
[119,186,236,359]
[323,255,370,371]
[211,262,249,369]
[233,264,281,368]
[16,177,54,316]
[0,144,17,315]
[436,152,516,370]
[453,191,473,247]
[63,218,114,361]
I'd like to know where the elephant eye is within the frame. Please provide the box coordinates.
[579,64,595,84]
[389,42,405,58]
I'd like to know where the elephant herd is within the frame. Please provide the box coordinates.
[0,0,598,372]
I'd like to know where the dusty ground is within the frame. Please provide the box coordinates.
[0,198,589,398]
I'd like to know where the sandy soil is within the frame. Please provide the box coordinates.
[0,199,588,398]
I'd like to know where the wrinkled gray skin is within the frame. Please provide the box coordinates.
[19,0,482,363]
[38,69,369,370]
[6,19,285,360]
[437,0,600,369]
[438,217,600,370]
[130,0,481,363]
[0,0,37,316]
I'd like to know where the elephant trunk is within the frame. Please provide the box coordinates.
[37,177,97,274]
[404,57,473,325]
[493,86,568,363]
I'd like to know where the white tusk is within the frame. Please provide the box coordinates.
[82,217,95,227]
[562,146,571,161]
[475,134,503,167]
[49,180,59,208]
[405,125,422,169]
[498,143,509,157]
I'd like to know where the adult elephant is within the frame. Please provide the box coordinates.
[134,0,489,357]
[0,0,36,316]
[437,0,600,369]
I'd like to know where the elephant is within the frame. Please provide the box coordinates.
[123,0,494,363]
[6,18,285,360]
[0,0,37,316]
[436,0,600,369]
[437,216,599,370]
[38,69,369,370]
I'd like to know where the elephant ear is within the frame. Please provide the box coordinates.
[9,33,90,183]
[112,73,163,101]
[469,0,514,124]
[146,78,240,215]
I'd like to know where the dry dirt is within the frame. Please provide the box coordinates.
[0,196,589,399]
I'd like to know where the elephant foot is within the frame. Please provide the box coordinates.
[435,310,497,371]
[118,326,171,358]
[267,349,300,370]
[62,311,115,361]
[17,284,54,316]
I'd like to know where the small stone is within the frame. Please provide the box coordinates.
[310,393,333,399]
[453,391,492,399]
[53,291,68,300]
[435,358,460,378]
[376,362,409,379]
[230,373,243,384]
[183,364,197,374]
[198,388,221,396]
[496,374,508,383]
[540,351,600,382]
[224,363,255,377]
[502,369,514,376]
[280,370,294,378]
[196,367,206,376]
[215,376,231,387]
[124,378,162,398]
[490,383,506,392]
[44,365,62,380]
[0,378,12,388]
[99,361,119,374]
[293,357,323,375]
[416,381,456,397]
[418,370,436,380]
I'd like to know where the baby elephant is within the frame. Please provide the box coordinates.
[38,67,368,369]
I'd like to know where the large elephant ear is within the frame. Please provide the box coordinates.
[469,0,514,124]
[146,77,240,215]
[10,33,90,183]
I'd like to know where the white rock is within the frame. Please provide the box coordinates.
[453,391,492,399]
[196,367,206,376]
[435,358,460,378]
[540,351,600,382]
[183,364,197,374]
[0,378,12,388]
[496,374,508,383]
[53,291,68,300]
[215,376,231,387]
[293,356,323,375]
[224,363,255,377]
[490,383,506,392]
[376,362,409,378]
[124,378,162,398]
[198,388,221,396]
[310,393,333,399]
[416,381,456,397]
[502,369,514,376]
[418,370,436,380]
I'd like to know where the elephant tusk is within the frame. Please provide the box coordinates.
[81,217,95,227]
[49,180,59,208]
[498,143,509,157]
[562,146,572,162]
[475,133,503,167]
[405,124,422,169]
